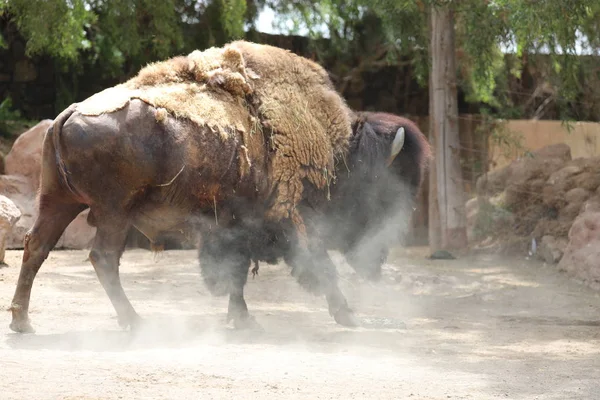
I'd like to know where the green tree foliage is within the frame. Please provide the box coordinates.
[0,0,258,114]
[0,0,253,64]
[0,0,94,59]
[266,0,600,120]
[219,0,247,39]
[2,0,600,121]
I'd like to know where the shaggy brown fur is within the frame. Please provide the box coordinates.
[76,41,353,237]
[228,41,352,223]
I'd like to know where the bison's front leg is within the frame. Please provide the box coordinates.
[199,226,261,330]
[287,243,361,328]
[227,279,261,330]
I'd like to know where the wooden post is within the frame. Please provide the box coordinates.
[430,2,467,250]
[427,7,441,252]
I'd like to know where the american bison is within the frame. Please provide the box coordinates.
[8,42,430,333]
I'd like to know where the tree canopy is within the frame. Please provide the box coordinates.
[1,0,600,120]
[265,0,600,120]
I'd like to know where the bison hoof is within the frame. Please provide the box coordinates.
[9,319,36,334]
[233,315,264,331]
[118,313,143,331]
[334,307,361,328]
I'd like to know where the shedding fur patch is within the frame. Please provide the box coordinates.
[75,40,353,238]
[154,107,168,123]
[77,82,247,142]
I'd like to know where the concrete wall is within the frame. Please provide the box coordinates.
[491,120,600,170]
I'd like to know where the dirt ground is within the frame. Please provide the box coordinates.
[1,246,599,399]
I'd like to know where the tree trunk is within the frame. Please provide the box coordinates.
[427,9,441,251]
[429,3,467,250]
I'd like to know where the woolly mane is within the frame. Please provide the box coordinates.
[75,41,353,238]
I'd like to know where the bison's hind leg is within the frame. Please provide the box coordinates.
[88,213,141,330]
[10,197,87,333]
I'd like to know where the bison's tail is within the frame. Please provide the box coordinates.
[50,103,80,197]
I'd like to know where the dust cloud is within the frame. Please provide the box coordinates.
[1,173,600,398]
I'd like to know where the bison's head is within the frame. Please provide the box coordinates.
[327,112,431,281]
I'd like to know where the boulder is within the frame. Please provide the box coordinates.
[573,171,600,192]
[59,209,96,249]
[0,175,37,248]
[5,119,53,191]
[543,165,583,208]
[547,164,583,185]
[0,195,21,262]
[580,198,600,214]
[0,175,95,249]
[537,235,567,264]
[559,203,584,222]
[476,164,512,197]
[468,197,515,241]
[558,211,600,290]
[477,143,571,201]
[504,157,565,207]
[559,188,590,221]
[532,218,572,240]
[565,187,591,205]
[466,197,479,242]
[533,143,572,162]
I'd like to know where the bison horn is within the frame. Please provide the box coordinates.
[387,127,405,166]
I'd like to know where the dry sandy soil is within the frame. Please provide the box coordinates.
[0,246,599,399]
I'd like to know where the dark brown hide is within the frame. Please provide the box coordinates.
[60,100,269,235]
[8,100,431,333]
[9,99,273,333]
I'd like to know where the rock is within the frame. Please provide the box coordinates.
[467,197,515,241]
[0,195,21,262]
[0,175,37,248]
[581,198,600,214]
[537,235,567,264]
[489,192,507,208]
[555,187,590,222]
[559,203,584,222]
[531,218,570,239]
[476,144,571,199]
[59,209,96,249]
[5,120,53,191]
[565,187,591,205]
[428,250,456,260]
[543,165,584,208]
[558,211,600,290]
[504,158,564,207]
[547,165,583,185]
[476,164,512,197]
[573,171,600,192]
[466,197,478,216]
[466,198,479,242]
[513,204,548,236]
[533,143,572,161]
[0,174,94,250]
